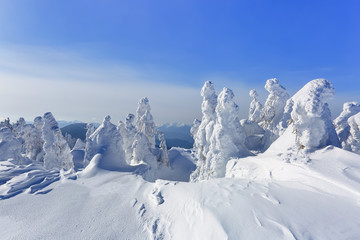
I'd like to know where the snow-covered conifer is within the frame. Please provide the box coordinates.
[0,127,23,162]
[333,102,360,148]
[131,131,156,166]
[136,97,156,148]
[346,113,360,154]
[248,89,263,123]
[190,81,218,181]
[157,131,169,167]
[73,138,85,151]
[190,119,201,139]
[64,132,77,149]
[0,118,12,130]
[260,78,289,135]
[22,123,44,161]
[84,115,126,170]
[118,113,137,163]
[192,87,249,181]
[274,79,340,152]
[42,112,74,170]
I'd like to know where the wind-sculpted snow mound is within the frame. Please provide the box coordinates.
[274,79,340,153]
[0,159,76,199]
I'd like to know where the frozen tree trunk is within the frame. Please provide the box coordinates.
[42,112,74,170]
[190,81,218,181]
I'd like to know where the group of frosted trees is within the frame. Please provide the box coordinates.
[0,97,169,173]
[83,97,169,171]
[191,78,360,181]
[0,112,73,170]
[1,79,360,180]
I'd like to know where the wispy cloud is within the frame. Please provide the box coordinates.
[0,44,257,124]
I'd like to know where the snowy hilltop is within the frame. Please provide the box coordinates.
[1,78,360,239]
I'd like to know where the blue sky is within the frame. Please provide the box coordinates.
[0,0,359,124]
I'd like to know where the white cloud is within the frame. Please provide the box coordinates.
[4,44,322,125]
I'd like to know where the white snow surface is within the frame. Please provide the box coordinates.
[1,146,360,239]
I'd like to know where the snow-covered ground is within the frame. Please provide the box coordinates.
[1,146,360,240]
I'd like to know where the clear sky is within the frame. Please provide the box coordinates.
[0,0,359,124]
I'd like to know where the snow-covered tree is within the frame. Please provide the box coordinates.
[136,97,156,148]
[190,81,218,181]
[277,79,340,152]
[22,123,44,162]
[84,115,126,170]
[118,113,137,163]
[0,118,12,130]
[72,138,85,151]
[0,127,23,162]
[248,89,263,123]
[157,131,169,167]
[190,119,201,139]
[42,112,74,170]
[131,131,156,166]
[12,117,26,138]
[192,87,250,181]
[86,123,96,140]
[345,113,360,154]
[207,87,249,179]
[260,78,289,135]
[333,102,360,149]
[64,132,77,149]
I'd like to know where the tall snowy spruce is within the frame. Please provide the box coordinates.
[42,112,74,170]
[346,113,360,154]
[84,115,126,170]
[0,127,23,162]
[191,84,250,181]
[136,97,156,148]
[118,113,137,164]
[275,79,340,152]
[83,123,97,166]
[157,131,170,167]
[248,89,263,123]
[260,78,289,136]
[132,97,158,167]
[22,121,44,162]
[206,87,249,179]
[190,81,218,181]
